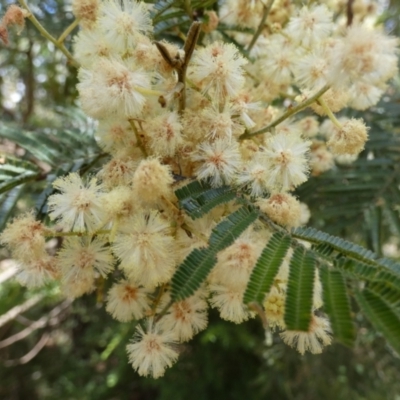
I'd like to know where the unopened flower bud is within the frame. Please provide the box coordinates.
[132,158,174,206]
[258,193,301,228]
[3,5,28,33]
[202,11,219,33]
[72,0,100,28]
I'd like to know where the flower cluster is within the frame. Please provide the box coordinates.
[0,0,398,379]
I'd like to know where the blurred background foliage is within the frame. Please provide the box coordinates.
[0,0,400,399]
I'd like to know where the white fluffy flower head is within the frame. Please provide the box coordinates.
[190,42,247,100]
[99,0,152,53]
[47,173,105,232]
[78,58,151,119]
[263,132,311,191]
[192,138,241,187]
[127,319,178,379]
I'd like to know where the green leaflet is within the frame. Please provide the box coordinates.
[0,186,24,231]
[0,122,100,168]
[335,259,400,295]
[0,120,103,218]
[284,247,315,331]
[311,243,335,260]
[0,156,41,194]
[364,206,382,256]
[170,206,258,301]
[320,267,355,347]
[175,180,211,201]
[293,227,400,276]
[243,232,291,304]
[208,207,259,252]
[368,282,400,310]
[170,248,217,302]
[177,184,236,220]
[355,289,400,355]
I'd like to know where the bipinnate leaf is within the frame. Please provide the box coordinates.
[170,248,217,302]
[175,180,211,201]
[355,289,400,355]
[243,232,291,304]
[178,185,236,219]
[0,186,24,230]
[284,247,315,331]
[293,227,400,275]
[320,267,355,347]
[170,206,258,301]
[0,156,41,194]
[208,207,259,252]
[335,258,400,305]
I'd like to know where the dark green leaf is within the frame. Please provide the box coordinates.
[293,227,400,276]
[243,232,291,304]
[284,247,315,331]
[208,207,259,252]
[320,267,355,347]
[355,289,400,355]
[170,248,217,301]
[179,186,236,219]
[0,186,24,230]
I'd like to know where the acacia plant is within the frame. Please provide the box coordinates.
[0,0,399,379]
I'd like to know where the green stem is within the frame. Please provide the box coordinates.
[18,0,79,67]
[239,85,330,140]
[184,0,193,19]
[247,0,276,53]
[57,18,80,44]
[151,284,169,314]
[135,87,165,97]
[44,229,111,238]
[128,119,148,157]
[318,97,342,129]
[155,300,174,322]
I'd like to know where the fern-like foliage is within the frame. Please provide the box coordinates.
[147,0,218,35]
[170,206,258,301]
[175,182,236,219]
[355,289,400,355]
[173,177,400,349]
[208,206,259,251]
[0,155,41,194]
[243,232,291,304]
[320,267,355,347]
[284,247,316,331]
[0,111,104,225]
[170,248,217,301]
[293,226,400,274]
[297,97,400,248]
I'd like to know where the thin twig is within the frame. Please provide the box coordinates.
[57,18,80,44]
[0,294,44,329]
[318,97,342,129]
[179,21,201,112]
[4,333,50,366]
[0,261,17,284]
[155,300,174,322]
[0,300,71,349]
[239,85,330,140]
[151,284,169,315]
[347,0,355,26]
[247,0,276,53]
[44,229,111,238]
[128,119,148,157]
[155,21,202,113]
[18,0,79,67]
